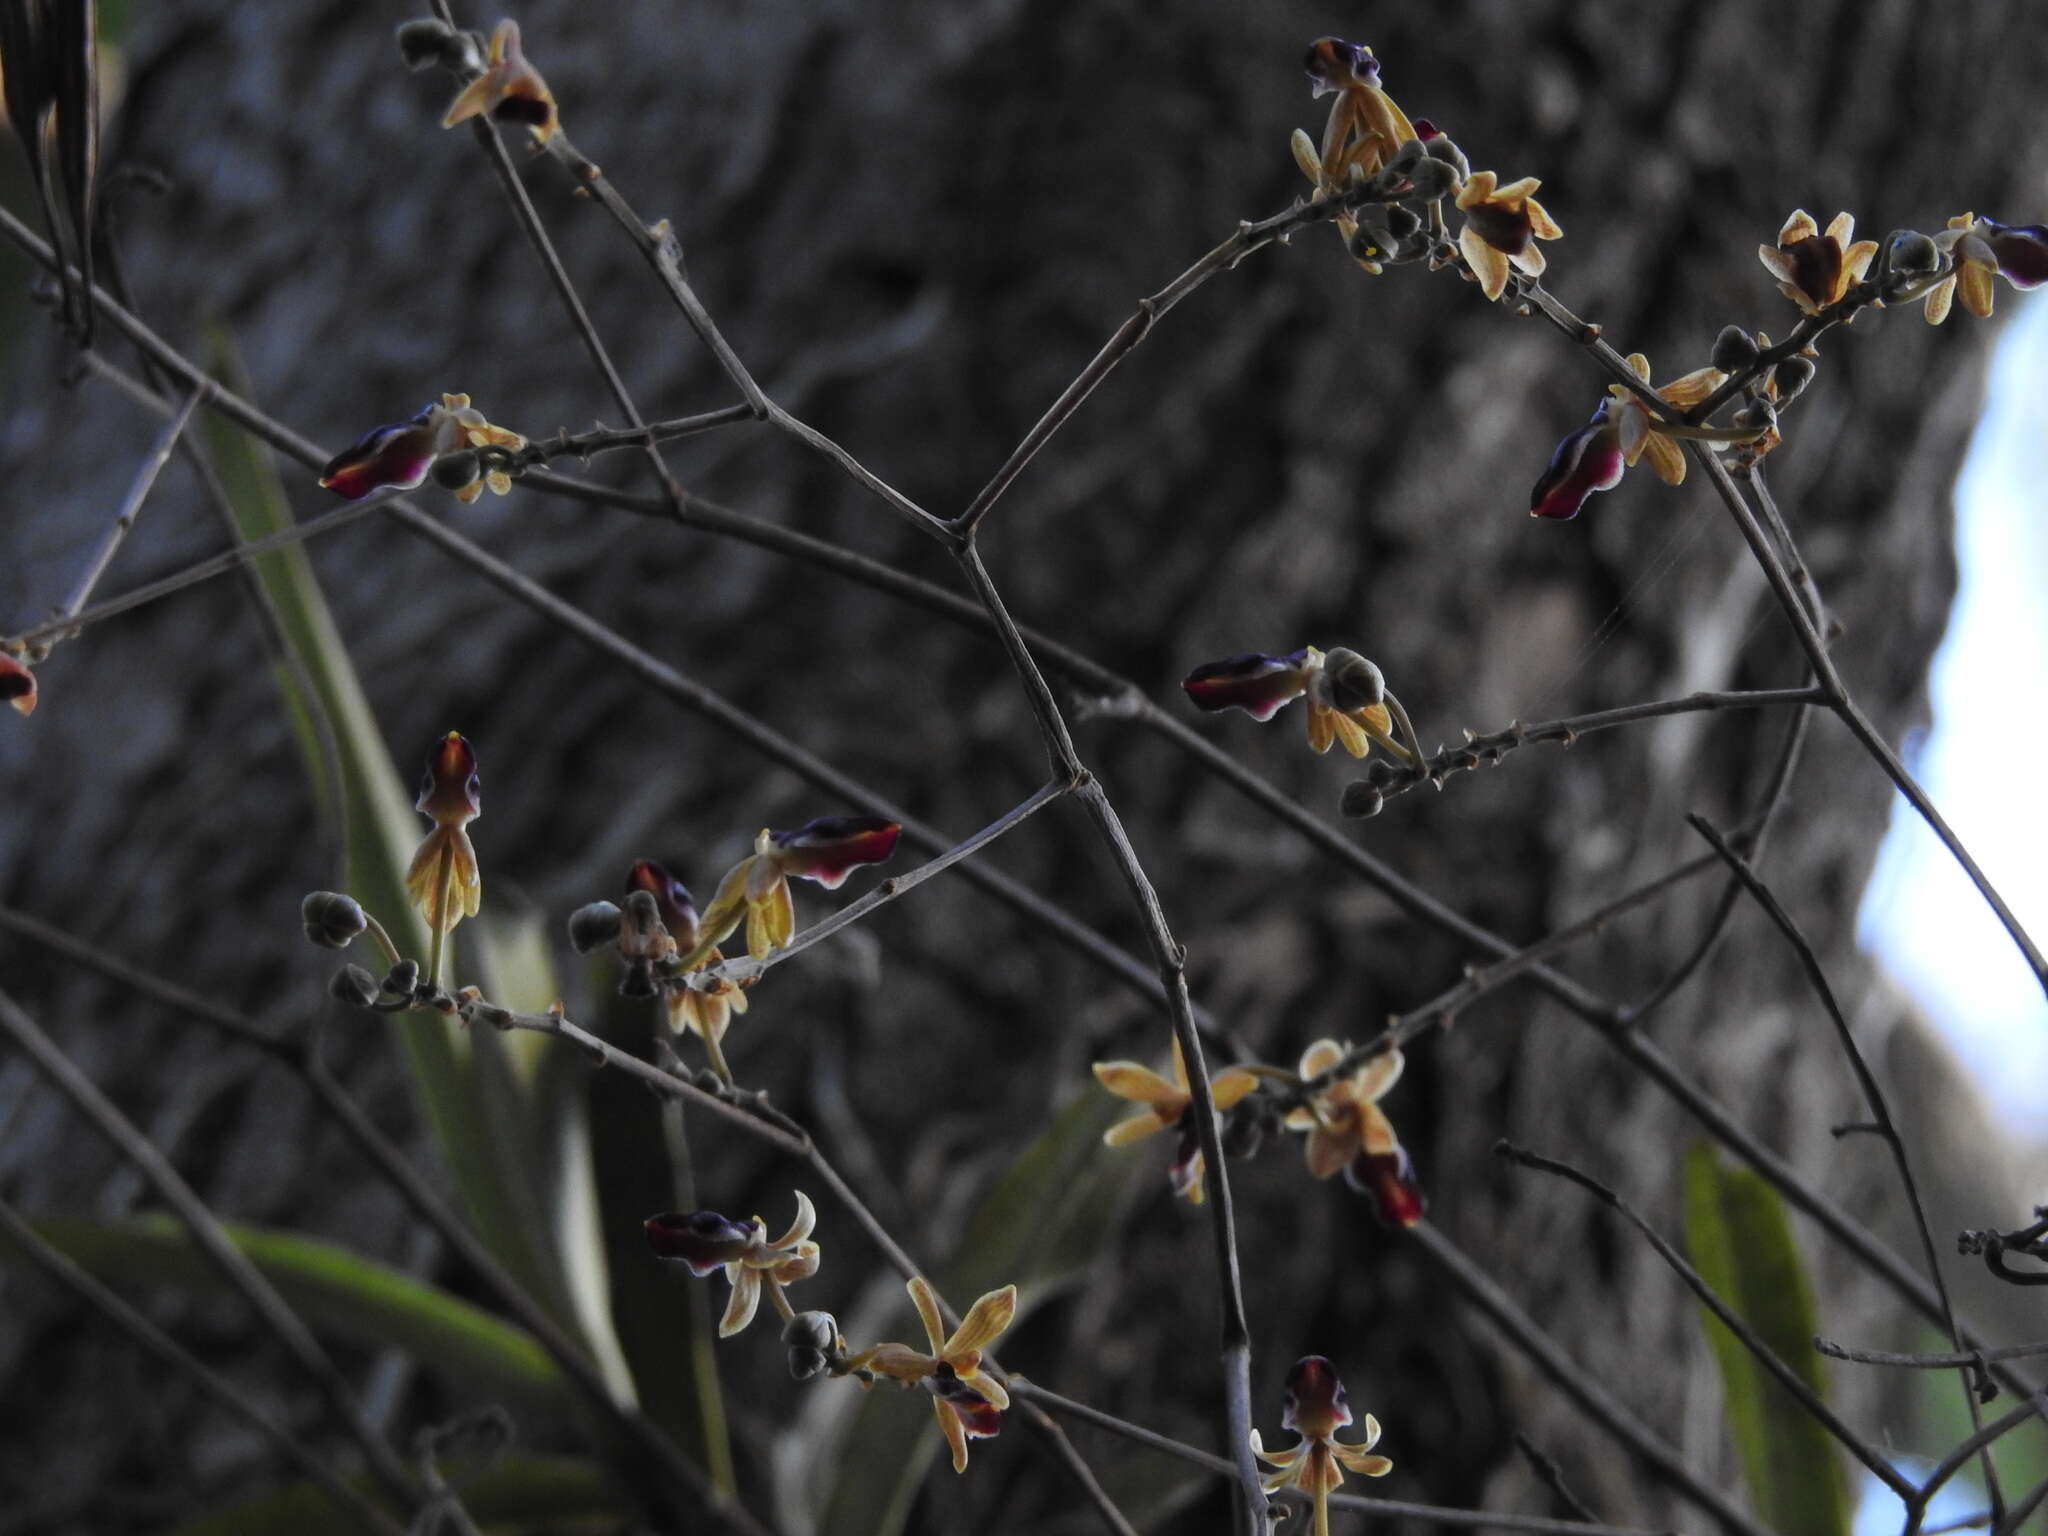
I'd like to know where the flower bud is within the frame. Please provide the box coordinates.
[1411,118,1469,178]
[301,891,368,949]
[783,1308,840,1374]
[384,958,421,997]
[1768,354,1815,405]
[330,964,381,1008]
[1403,156,1459,201]
[1340,782,1386,819]
[395,17,459,70]
[567,900,623,954]
[644,1209,755,1275]
[1709,325,1759,372]
[431,449,483,491]
[1304,38,1378,97]
[1319,648,1385,712]
[626,860,699,948]
[1884,229,1939,280]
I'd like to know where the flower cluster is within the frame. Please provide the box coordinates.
[685,815,901,966]
[1181,644,1413,761]
[1093,1034,1423,1225]
[1289,39,1558,300]
[1917,213,2048,323]
[1254,1357,1392,1536]
[319,394,525,503]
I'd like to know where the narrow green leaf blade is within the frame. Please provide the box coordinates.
[1681,1143,1850,1536]
[29,1214,574,1426]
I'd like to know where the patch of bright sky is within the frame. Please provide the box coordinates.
[1858,289,2048,1123]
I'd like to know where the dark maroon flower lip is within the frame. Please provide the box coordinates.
[0,654,35,716]
[1346,1146,1425,1228]
[769,816,902,889]
[1529,407,1625,520]
[1779,232,1842,309]
[1982,219,2048,289]
[644,1210,755,1275]
[627,859,699,942]
[930,1371,1004,1438]
[1181,650,1314,720]
[1282,1354,1353,1433]
[1304,37,1379,96]
[319,408,439,500]
[1465,198,1534,257]
[416,732,481,824]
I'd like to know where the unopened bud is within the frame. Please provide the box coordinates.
[431,449,482,491]
[1709,325,1759,372]
[783,1310,840,1353]
[395,17,459,70]
[1885,229,1940,278]
[301,891,368,949]
[1320,648,1385,711]
[330,964,381,1008]
[384,958,421,997]
[1340,781,1386,819]
[1404,157,1459,201]
[567,900,623,954]
[1768,354,1815,404]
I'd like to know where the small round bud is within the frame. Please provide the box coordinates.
[1340,781,1386,819]
[395,17,458,70]
[1320,648,1385,711]
[430,450,482,491]
[1885,229,1939,279]
[1384,138,1426,176]
[787,1346,829,1381]
[383,958,421,997]
[1221,1103,1268,1160]
[1403,157,1459,201]
[330,964,381,1008]
[301,891,368,949]
[567,900,624,955]
[1709,325,1759,372]
[1733,398,1779,433]
[1768,354,1815,404]
[783,1310,840,1353]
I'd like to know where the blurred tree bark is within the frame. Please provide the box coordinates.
[3,0,2046,1530]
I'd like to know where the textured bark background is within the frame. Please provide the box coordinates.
[3,0,2046,1531]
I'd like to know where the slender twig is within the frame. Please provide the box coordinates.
[1406,1220,1772,1536]
[1007,1380,1679,1536]
[1914,1394,2048,1526]
[0,985,420,1509]
[0,1194,407,1536]
[1514,1432,1600,1525]
[47,380,209,639]
[1992,1473,2048,1536]
[1358,687,1826,803]
[0,905,771,1536]
[1687,811,2002,1509]
[1493,1141,1915,1498]
[1815,1339,2047,1372]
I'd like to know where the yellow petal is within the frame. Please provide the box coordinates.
[1306,702,1337,755]
[454,481,484,505]
[959,1366,1010,1411]
[1330,711,1371,758]
[746,877,794,959]
[1510,241,1548,278]
[1842,239,1878,289]
[907,1276,947,1354]
[1657,366,1725,409]
[1104,1110,1169,1147]
[1961,262,1995,318]
[1923,274,1956,325]
[1281,1106,1317,1133]
[441,72,496,129]
[946,1284,1017,1356]
[935,1400,970,1474]
[1616,400,1650,467]
[718,1271,760,1337]
[1092,1061,1183,1108]
[1757,245,1797,286]
[1459,225,1509,301]
[1454,169,1498,209]
[767,1190,816,1249]
[1352,1046,1404,1102]
[1298,1038,1345,1079]
[1776,209,1817,245]
[1526,196,1562,240]
[1333,1443,1392,1477]
[1491,175,1542,204]
[1642,431,1687,487]
[1304,1124,1353,1180]
[1823,210,1856,246]
[855,1342,932,1385]
[1359,1102,1400,1156]
[1212,1069,1258,1111]
[1622,353,1652,383]
[1291,127,1323,184]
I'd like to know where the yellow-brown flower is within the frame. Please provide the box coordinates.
[1285,1039,1404,1179]
[1094,1038,1257,1205]
[644,1192,819,1338]
[1455,171,1562,301]
[442,20,558,144]
[1607,353,1728,488]
[851,1278,1017,1474]
[1758,210,1877,315]
[404,732,482,934]
[1252,1357,1392,1536]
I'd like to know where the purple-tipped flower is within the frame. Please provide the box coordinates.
[1304,37,1380,96]
[626,859,698,948]
[768,816,902,890]
[0,653,37,717]
[1529,403,1625,520]
[644,1210,757,1276]
[1346,1145,1426,1228]
[1251,1357,1392,1517]
[1181,650,1316,721]
[319,408,442,500]
[1981,218,2048,290]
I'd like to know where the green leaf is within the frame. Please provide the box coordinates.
[1681,1143,1850,1536]
[165,1454,624,1536]
[808,1091,1122,1536]
[198,337,553,1316]
[28,1214,574,1427]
